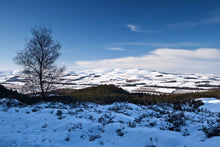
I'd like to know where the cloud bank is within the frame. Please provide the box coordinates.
[70,48,220,74]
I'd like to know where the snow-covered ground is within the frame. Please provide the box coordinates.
[198,98,220,113]
[0,98,219,147]
[1,68,220,94]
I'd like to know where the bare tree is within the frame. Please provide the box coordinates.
[14,26,65,98]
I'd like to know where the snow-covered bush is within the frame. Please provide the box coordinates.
[167,111,185,132]
[203,124,220,138]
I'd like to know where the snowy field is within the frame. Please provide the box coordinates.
[0,98,219,147]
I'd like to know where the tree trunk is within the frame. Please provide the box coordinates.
[39,73,45,99]
[39,61,45,99]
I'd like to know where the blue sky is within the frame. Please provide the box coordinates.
[0,0,220,74]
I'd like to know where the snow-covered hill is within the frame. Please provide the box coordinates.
[1,68,220,94]
[0,98,219,146]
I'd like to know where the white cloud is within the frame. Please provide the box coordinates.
[105,47,126,51]
[126,24,138,32]
[201,16,220,24]
[168,16,220,27]
[126,24,153,32]
[69,48,220,74]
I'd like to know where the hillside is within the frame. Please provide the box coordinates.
[1,69,220,94]
[70,84,129,95]
[0,82,220,147]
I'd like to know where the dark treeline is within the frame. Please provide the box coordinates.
[0,84,220,105]
[65,85,220,105]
